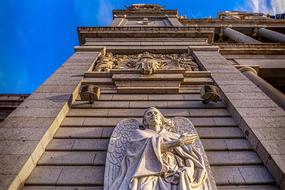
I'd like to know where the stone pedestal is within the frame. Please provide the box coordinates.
[258,28,285,43]
[239,66,285,109]
[224,28,262,44]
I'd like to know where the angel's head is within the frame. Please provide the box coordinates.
[142,107,172,132]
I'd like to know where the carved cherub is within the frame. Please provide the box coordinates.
[105,107,215,190]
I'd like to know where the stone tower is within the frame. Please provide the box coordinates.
[1,4,285,190]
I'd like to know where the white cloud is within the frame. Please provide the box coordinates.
[238,0,285,14]
[271,0,285,14]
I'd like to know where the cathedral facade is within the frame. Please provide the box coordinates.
[0,4,285,190]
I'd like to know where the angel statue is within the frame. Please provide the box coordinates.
[104,107,216,190]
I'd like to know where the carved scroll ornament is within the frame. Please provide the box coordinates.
[104,107,216,190]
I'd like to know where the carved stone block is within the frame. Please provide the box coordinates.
[79,85,100,103]
[200,85,221,104]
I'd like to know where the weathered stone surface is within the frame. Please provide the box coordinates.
[1,117,55,128]
[236,107,285,118]
[38,152,96,166]
[260,140,285,155]
[197,127,244,138]
[239,166,274,184]
[217,185,279,190]
[241,117,285,129]
[54,127,104,138]
[229,99,277,108]
[26,166,63,185]
[45,139,252,152]
[61,116,237,127]
[46,139,75,151]
[0,154,30,175]
[35,85,78,93]
[225,92,269,100]
[253,128,285,141]
[0,140,39,155]
[207,151,261,165]
[28,93,71,101]
[23,186,103,190]
[219,84,261,93]
[9,108,60,118]
[0,175,21,190]
[57,166,104,185]
[67,108,230,117]
[42,80,80,86]
[212,166,245,185]
[212,166,274,185]
[53,126,243,139]
[19,100,66,109]
[0,128,47,141]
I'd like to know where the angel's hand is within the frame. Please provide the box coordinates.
[178,133,197,146]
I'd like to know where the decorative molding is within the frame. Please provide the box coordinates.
[77,27,214,44]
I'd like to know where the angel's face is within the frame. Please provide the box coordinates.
[144,108,162,132]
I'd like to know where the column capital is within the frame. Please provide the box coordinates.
[239,66,258,75]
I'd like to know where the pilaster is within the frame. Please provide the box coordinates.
[191,45,285,188]
[0,49,104,190]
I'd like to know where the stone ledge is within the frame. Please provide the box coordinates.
[188,46,219,52]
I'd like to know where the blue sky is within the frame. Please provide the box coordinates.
[0,0,284,93]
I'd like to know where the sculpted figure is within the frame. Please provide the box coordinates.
[105,107,215,190]
[135,52,165,74]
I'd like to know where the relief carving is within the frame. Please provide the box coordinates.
[104,107,216,190]
[94,52,200,73]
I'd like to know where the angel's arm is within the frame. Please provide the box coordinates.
[160,133,197,153]
[161,139,180,153]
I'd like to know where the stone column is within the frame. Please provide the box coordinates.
[239,66,285,109]
[258,28,285,43]
[224,27,262,44]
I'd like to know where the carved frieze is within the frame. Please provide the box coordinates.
[94,52,200,73]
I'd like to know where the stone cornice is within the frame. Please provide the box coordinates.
[113,9,178,18]
[216,43,285,55]
[180,18,285,26]
[77,27,214,45]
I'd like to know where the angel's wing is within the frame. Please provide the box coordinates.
[168,117,217,190]
[104,118,140,190]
